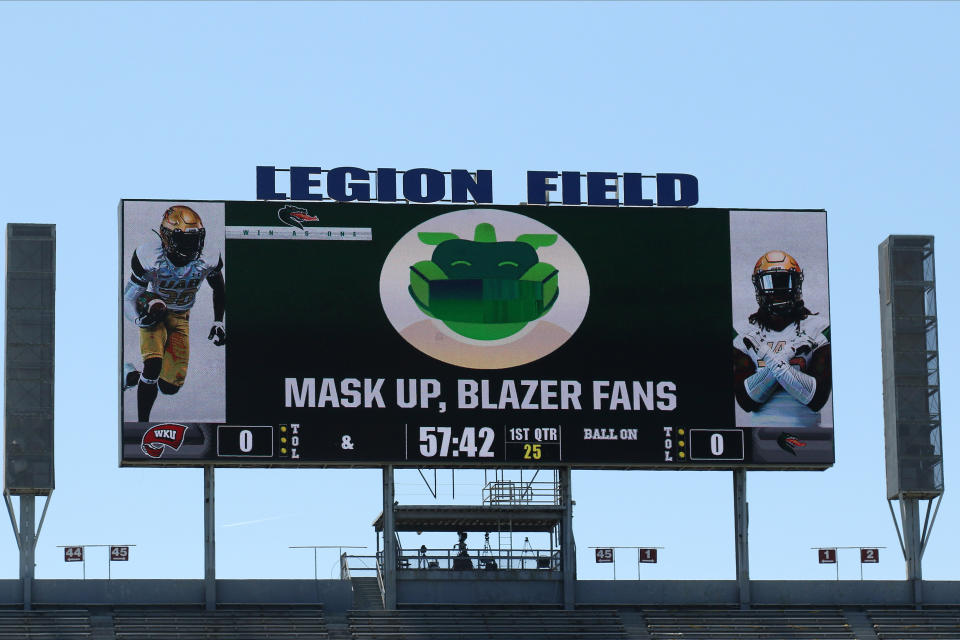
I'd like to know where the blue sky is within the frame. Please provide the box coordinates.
[0,2,958,582]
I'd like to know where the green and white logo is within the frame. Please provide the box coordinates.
[380,209,589,369]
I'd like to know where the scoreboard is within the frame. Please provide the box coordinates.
[122,421,755,467]
[119,200,834,470]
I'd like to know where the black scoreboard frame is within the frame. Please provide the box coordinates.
[119,199,834,471]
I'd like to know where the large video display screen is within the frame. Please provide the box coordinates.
[119,200,832,469]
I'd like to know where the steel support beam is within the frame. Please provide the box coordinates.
[899,497,923,604]
[204,466,216,611]
[382,466,397,609]
[19,496,35,611]
[559,467,575,610]
[733,469,750,608]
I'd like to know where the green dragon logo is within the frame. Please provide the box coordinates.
[408,222,559,340]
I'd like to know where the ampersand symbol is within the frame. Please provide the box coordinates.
[341,435,354,450]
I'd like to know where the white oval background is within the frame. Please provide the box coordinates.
[380,209,590,369]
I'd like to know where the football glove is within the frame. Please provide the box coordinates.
[208,321,226,346]
[743,333,816,405]
[136,293,167,327]
[742,332,775,363]
[744,365,778,403]
[771,360,817,405]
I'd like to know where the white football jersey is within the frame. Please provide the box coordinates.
[734,314,830,427]
[130,237,221,311]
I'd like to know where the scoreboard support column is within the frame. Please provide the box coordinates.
[382,466,397,610]
[203,466,216,611]
[899,498,923,604]
[733,469,750,608]
[559,467,575,611]
[19,496,35,611]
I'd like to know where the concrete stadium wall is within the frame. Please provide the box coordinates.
[576,580,960,607]
[0,579,352,612]
[398,578,960,608]
[398,570,562,606]
[577,580,738,606]
[0,578,956,610]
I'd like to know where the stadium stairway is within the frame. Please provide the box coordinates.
[866,607,960,639]
[323,613,353,640]
[642,607,857,639]
[617,609,652,639]
[112,606,329,639]
[348,608,628,639]
[843,608,879,640]
[90,612,116,640]
[351,577,384,610]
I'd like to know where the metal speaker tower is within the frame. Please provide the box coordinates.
[4,224,56,494]
[878,235,943,602]
[4,223,56,610]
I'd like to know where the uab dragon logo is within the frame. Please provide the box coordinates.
[277,205,319,229]
[777,432,807,456]
[380,209,589,369]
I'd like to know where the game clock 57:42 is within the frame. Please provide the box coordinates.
[413,426,496,460]
[408,425,562,463]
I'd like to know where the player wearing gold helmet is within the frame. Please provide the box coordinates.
[122,206,226,421]
[733,250,831,426]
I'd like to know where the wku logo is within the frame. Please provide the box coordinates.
[141,424,188,458]
[277,205,319,230]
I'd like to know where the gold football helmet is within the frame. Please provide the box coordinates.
[752,250,803,314]
[159,205,205,266]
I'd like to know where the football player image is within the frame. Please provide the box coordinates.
[121,205,226,422]
[733,250,831,427]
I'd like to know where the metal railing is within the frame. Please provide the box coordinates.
[341,553,386,607]
[481,480,560,506]
[342,547,561,574]
[406,547,560,571]
[375,553,385,606]
[341,554,380,579]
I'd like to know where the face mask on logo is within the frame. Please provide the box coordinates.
[409,223,559,340]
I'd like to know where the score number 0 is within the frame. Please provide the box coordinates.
[688,429,744,461]
[217,426,273,457]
